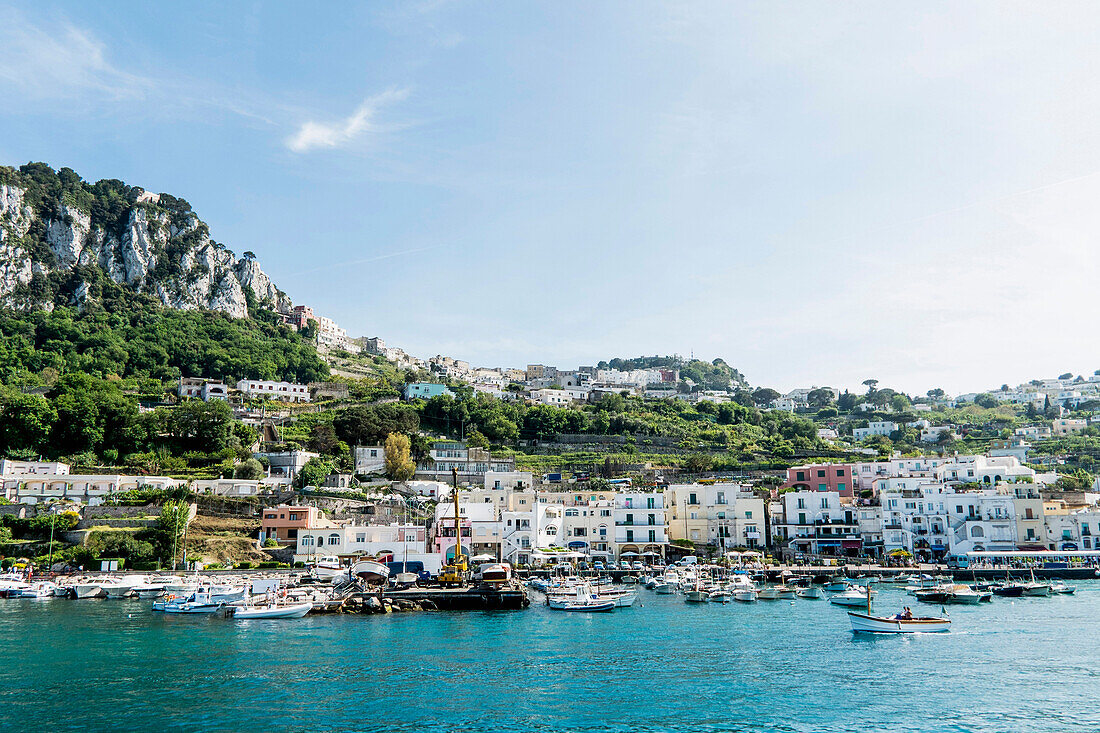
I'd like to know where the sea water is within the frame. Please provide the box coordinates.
[1,582,1098,732]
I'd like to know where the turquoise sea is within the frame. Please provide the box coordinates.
[1,582,1098,732]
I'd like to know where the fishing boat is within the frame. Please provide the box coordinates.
[796,586,823,599]
[757,586,779,600]
[829,586,877,607]
[152,589,224,614]
[848,610,951,634]
[351,559,391,585]
[231,601,313,619]
[991,582,1027,597]
[774,585,796,600]
[733,589,757,602]
[1049,580,1076,595]
[684,583,710,603]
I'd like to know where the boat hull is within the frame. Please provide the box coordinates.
[848,611,950,633]
[233,602,312,619]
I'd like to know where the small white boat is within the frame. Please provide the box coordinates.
[549,586,616,612]
[473,562,512,583]
[684,589,710,603]
[73,577,123,599]
[733,589,757,602]
[1022,582,1051,597]
[652,580,674,594]
[232,601,313,619]
[0,572,32,598]
[1049,580,1076,595]
[310,556,345,580]
[824,580,852,593]
[796,586,824,599]
[152,589,224,614]
[757,587,779,600]
[774,585,796,600]
[18,581,58,599]
[830,586,877,607]
[848,611,950,633]
[708,589,732,603]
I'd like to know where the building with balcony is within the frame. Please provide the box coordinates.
[612,492,668,559]
[777,464,854,496]
[772,490,861,557]
[665,483,764,549]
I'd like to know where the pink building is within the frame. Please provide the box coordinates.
[778,464,854,497]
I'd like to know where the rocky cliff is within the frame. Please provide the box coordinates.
[0,163,292,318]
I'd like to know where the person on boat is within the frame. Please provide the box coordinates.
[902,607,912,620]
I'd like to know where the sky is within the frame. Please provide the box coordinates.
[2,1,1100,396]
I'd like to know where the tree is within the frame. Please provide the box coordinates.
[682,453,712,473]
[862,379,879,392]
[837,390,859,412]
[384,432,416,482]
[890,394,911,412]
[1059,372,1074,380]
[157,500,191,568]
[233,458,265,480]
[296,456,332,489]
[926,388,946,400]
[974,393,998,409]
[333,403,419,446]
[308,423,340,455]
[807,388,835,409]
[751,388,780,407]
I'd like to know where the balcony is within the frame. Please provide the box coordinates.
[884,523,903,530]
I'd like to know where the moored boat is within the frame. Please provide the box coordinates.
[231,601,313,619]
[796,586,823,599]
[351,559,391,585]
[152,589,224,614]
[829,586,877,607]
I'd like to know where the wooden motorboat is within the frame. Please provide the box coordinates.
[848,611,950,633]
[351,559,391,585]
[796,586,823,599]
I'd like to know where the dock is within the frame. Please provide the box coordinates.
[377,585,530,611]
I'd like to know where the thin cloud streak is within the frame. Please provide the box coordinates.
[285,88,410,153]
[297,240,451,275]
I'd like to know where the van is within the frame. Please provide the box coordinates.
[678,555,698,566]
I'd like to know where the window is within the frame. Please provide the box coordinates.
[648,513,656,526]
[329,534,340,546]
[818,484,827,491]
[797,498,806,509]
[820,498,829,509]
[356,533,365,543]
[744,511,752,519]
[817,470,825,478]
[837,483,845,493]
[836,469,845,477]
[798,512,806,525]
[545,526,557,536]
[689,493,698,505]
[626,530,634,542]
[648,530,656,542]
[796,471,807,481]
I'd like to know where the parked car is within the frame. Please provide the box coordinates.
[631,561,644,571]
[593,561,606,571]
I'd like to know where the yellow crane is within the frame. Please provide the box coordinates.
[436,468,468,587]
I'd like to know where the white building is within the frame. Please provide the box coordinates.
[354,445,386,475]
[178,377,228,402]
[666,483,764,550]
[294,522,431,565]
[483,471,533,490]
[852,421,897,441]
[2,474,186,506]
[237,379,311,402]
[771,490,860,556]
[0,460,69,476]
[612,492,668,558]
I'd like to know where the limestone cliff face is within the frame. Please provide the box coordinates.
[0,164,292,317]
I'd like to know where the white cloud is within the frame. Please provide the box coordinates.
[0,8,151,101]
[285,89,409,153]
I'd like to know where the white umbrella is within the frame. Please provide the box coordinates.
[621,551,640,557]
[471,553,495,561]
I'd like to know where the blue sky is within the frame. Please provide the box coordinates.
[3,2,1100,395]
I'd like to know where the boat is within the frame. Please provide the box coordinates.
[824,579,852,592]
[1049,580,1076,595]
[914,584,984,605]
[733,589,757,602]
[0,572,31,598]
[757,587,779,600]
[796,586,823,599]
[548,585,616,612]
[708,588,732,603]
[473,562,512,584]
[829,586,877,607]
[1023,581,1051,597]
[684,588,710,603]
[774,585,796,600]
[17,581,58,599]
[73,577,123,599]
[652,580,674,594]
[848,610,951,634]
[991,582,1027,597]
[231,601,313,619]
[309,556,345,580]
[152,589,224,614]
[351,559,391,585]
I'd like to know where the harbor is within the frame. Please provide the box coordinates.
[1,577,1097,732]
